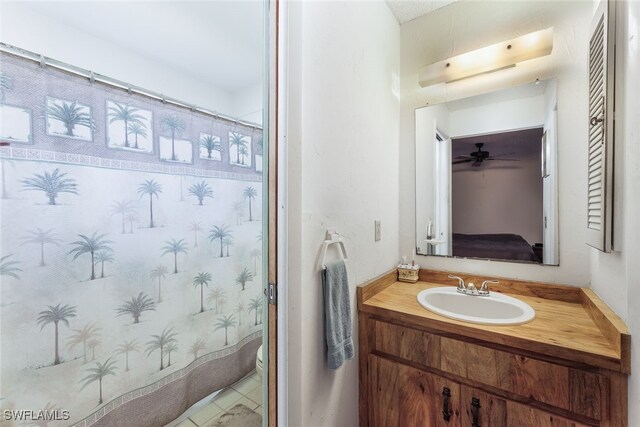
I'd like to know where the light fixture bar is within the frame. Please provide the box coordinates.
[418,28,553,87]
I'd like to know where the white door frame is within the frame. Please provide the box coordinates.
[434,130,452,256]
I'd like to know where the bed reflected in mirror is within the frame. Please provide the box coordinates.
[415,79,559,265]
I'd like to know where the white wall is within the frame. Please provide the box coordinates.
[449,94,544,137]
[285,1,400,425]
[400,1,593,285]
[589,1,640,424]
[0,2,237,116]
[452,153,543,245]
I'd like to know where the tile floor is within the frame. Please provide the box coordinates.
[167,370,262,427]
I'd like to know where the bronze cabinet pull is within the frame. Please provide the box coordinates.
[442,387,452,421]
[471,397,481,427]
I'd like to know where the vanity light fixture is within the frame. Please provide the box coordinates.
[418,28,554,87]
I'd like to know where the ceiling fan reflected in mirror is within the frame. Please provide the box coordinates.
[452,143,520,167]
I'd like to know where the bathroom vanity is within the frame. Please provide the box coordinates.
[357,269,630,427]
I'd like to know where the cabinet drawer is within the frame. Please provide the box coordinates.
[372,319,606,421]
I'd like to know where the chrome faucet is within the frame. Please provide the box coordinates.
[466,282,480,295]
[479,280,499,296]
[448,275,466,293]
[449,274,499,297]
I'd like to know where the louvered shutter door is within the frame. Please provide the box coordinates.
[586,0,615,252]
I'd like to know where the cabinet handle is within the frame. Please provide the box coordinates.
[470,397,481,427]
[442,387,452,421]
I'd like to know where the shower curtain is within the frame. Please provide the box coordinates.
[0,52,263,426]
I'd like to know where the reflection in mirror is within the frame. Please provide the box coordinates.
[415,79,558,265]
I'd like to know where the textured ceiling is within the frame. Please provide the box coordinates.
[385,0,459,24]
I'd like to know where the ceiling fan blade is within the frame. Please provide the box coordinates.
[488,152,517,158]
[454,155,474,159]
[486,158,520,161]
[452,159,474,164]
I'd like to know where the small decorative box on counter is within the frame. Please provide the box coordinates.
[397,264,420,283]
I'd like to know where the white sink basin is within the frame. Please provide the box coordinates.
[416,287,535,326]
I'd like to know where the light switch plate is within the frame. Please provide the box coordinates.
[374,220,381,241]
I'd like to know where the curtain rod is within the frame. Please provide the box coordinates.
[0,42,263,131]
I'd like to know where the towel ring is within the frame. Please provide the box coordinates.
[320,230,348,270]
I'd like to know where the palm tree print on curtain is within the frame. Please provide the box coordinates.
[188,338,206,360]
[116,293,156,324]
[235,302,245,326]
[125,211,139,233]
[94,250,114,278]
[243,186,257,221]
[188,220,203,247]
[238,145,249,165]
[150,265,168,302]
[232,201,245,225]
[146,327,177,371]
[192,272,212,313]
[67,323,101,363]
[116,339,140,371]
[79,356,117,404]
[110,199,136,234]
[21,168,78,205]
[248,297,261,326]
[0,254,21,279]
[45,98,93,140]
[214,314,236,346]
[228,132,250,165]
[68,232,113,281]
[165,342,178,367]
[37,303,77,365]
[128,121,148,149]
[208,225,232,258]
[236,268,253,291]
[250,249,261,274]
[222,236,233,257]
[160,114,185,161]
[162,238,188,274]
[207,287,226,314]
[137,179,162,228]
[21,228,61,266]
[87,337,102,361]
[107,102,145,148]
[188,181,213,205]
[200,133,222,160]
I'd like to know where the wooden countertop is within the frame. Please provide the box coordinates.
[358,269,631,374]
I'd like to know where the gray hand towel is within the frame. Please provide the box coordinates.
[322,259,354,370]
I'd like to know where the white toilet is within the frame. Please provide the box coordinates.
[256,345,263,378]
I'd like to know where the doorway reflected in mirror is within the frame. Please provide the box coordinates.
[415,79,559,265]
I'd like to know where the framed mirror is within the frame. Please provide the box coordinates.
[415,79,558,265]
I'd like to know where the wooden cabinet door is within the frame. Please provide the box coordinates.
[460,386,590,427]
[369,354,461,427]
